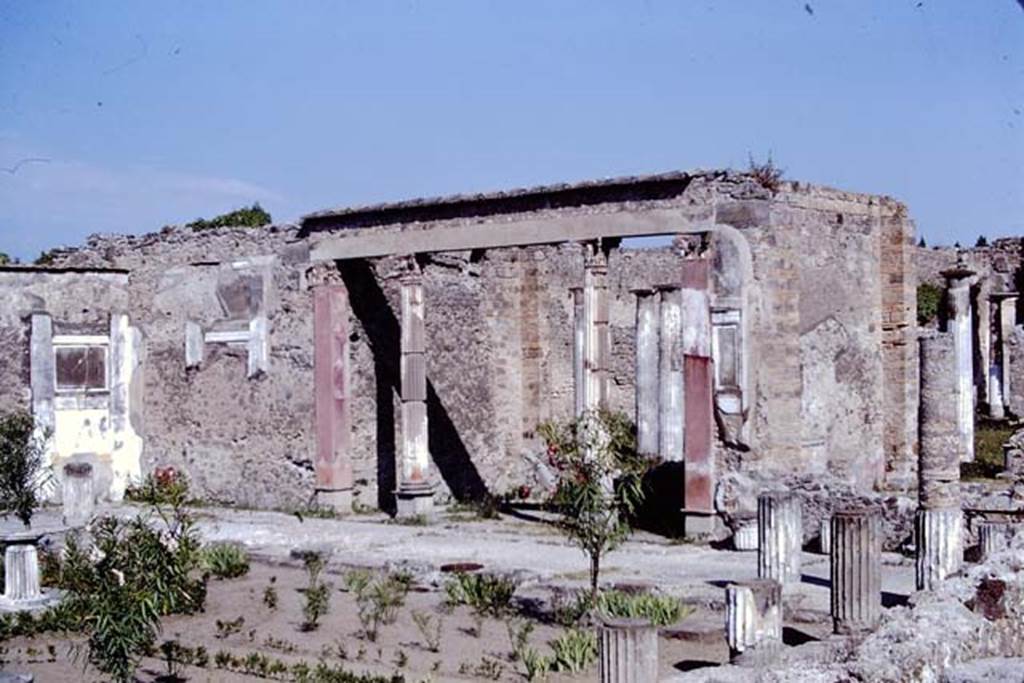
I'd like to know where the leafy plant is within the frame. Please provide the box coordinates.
[521,646,553,682]
[443,571,517,617]
[187,202,271,231]
[549,628,598,673]
[917,282,943,327]
[202,543,250,579]
[159,639,207,680]
[551,590,594,627]
[538,409,648,600]
[411,610,443,652]
[596,589,689,626]
[0,410,51,526]
[301,552,332,632]
[344,569,410,642]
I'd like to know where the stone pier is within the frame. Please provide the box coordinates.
[657,286,683,461]
[725,578,783,665]
[818,518,832,555]
[757,491,802,586]
[396,268,434,517]
[681,258,714,534]
[916,332,963,590]
[830,508,882,635]
[313,284,354,513]
[598,618,658,683]
[582,245,611,412]
[942,267,976,462]
[634,289,660,456]
[62,462,95,528]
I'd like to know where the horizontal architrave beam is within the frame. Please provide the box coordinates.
[309,208,714,262]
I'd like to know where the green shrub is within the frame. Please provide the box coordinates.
[596,590,689,626]
[202,543,250,579]
[124,467,192,507]
[539,409,648,599]
[549,628,598,673]
[917,282,943,327]
[0,410,50,526]
[444,571,517,617]
[187,203,271,231]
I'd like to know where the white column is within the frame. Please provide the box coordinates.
[397,269,433,517]
[634,289,660,456]
[657,287,683,462]
[725,579,782,665]
[582,246,610,412]
[942,267,976,462]
[757,492,802,586]
[995,293,1018,410]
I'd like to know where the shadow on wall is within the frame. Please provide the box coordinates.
[337,260,488,513]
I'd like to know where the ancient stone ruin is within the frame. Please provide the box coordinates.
[2,167,1024,680]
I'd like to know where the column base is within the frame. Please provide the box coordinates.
[684,512,716,537]
[395,482,435,518]
[316,488,353,515]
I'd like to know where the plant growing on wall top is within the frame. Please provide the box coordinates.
[917,282,943,327]
[187,203,271,231]
[537,409,648,600]
[0,410,51,527]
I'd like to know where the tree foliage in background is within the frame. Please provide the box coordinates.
[187,203,271,231]
[538,409,648,600]
[976,235,989,247]
[917,282,943,327]
[0,410,50,526]
[0,252,11,265]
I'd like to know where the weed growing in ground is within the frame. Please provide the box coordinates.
[214,616,245,639]
[263,576,279,610]
[345,569,411,642]
[549,628,598,673]
[202,543,250,579]
[443,571,517,616]
[411,610,443,652]
[459,657,505,680]
[521,646,553,682]
[551,590,594,627]
[300,552,332,631]
[159,639,209,679]
[505,618,535,662]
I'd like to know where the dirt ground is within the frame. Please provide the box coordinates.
[1,560,732,682]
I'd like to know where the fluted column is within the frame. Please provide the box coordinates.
[977,520,1014,560]
[657,286,683,462]
[725,579,782,665]
[818,518,832,555]
[916,332,964,590]
[598,618,658,683]
[2,545,40,604]
[732,520,758,551]
[397,268,433,517]
[634,289,660,456]
[757,492,802,586]
[942,267,976,462]
[830,508,882,635]
[62,462,95,528]
[993,292,1018,413]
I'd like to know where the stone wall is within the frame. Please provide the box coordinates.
[15,170,916,509]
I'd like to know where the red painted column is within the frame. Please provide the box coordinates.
[681,259,715,531]
[313,285,353,512]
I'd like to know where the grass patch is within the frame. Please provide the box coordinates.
[963,419,1014,481]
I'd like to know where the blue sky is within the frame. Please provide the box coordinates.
[1,1,1021,261]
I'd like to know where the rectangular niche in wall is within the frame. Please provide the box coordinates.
[711,309,742,413]
[54,337,109,393]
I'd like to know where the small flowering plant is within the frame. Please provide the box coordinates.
[538,409,647,600]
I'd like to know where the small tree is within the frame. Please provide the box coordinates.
[976,235,989,248]
[917,237,927,248]
[538,410,647,600]
[0,410,50,526]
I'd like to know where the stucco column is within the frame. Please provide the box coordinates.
[633,289,660,456]
[582,245,610,412]
[397,269,433,517]
[681,258,714,533]
[657,286,683,461]
[757,491,802,586]
[110,313,143,502]
[974,282,991,413]
[313,285,354,513]
[916,333,963,590]
[942,267,976,462]
[977,520,1014,560]
[993,292,1018,413]
[830,508,882,635]
[62,462,95,528]
[598,618,658,683]
[725,578,782,665]
[571,287,585,417]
